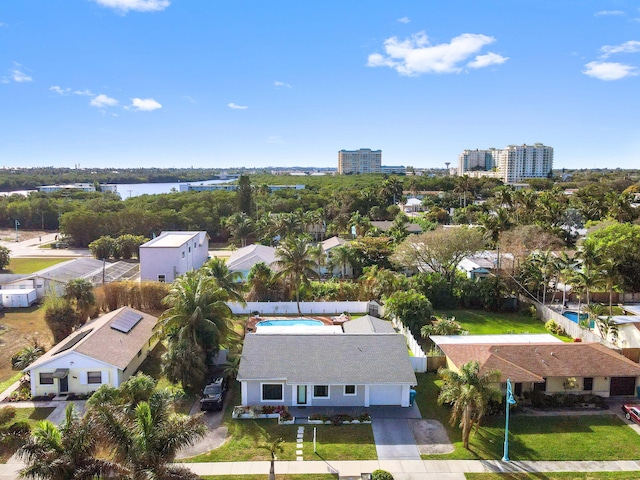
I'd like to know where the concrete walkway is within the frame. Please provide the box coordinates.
[4,458,640,480]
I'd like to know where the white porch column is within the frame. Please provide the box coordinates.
[401,384,410,407]
[241,382,248,406]
[364,385,370,407]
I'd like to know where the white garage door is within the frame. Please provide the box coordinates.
[369,385,403,405]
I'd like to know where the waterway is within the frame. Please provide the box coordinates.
[114,178,233,198]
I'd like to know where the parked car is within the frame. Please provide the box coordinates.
[200,376,227,411]
[622,404,640,424]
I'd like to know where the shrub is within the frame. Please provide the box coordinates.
[7,420,30,436]
[545,320,566,336]
[0,407,16,426]
[372,469,394,480]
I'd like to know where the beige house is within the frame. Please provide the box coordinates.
[435,339,640,397]
[25,307,158,398]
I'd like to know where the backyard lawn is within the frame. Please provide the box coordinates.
[5,257,72,274]
[186,383,376,463]
[434,309,565,337]
[415,373,640,461]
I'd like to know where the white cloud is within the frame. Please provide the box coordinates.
[600,40,640,58]
[91,0,170,13]
[583,61,638,80]
[595,10,625,16]
[129,97,162,111]
[467,52,508,68]
[274,81,292,88]
[397,17,410,24]
[228,102,248,110]
[11,64,32,82]
[50,85,71,95]
[90,94,119,107]
[182,95,196,103]
[367,32,505,76]
[74,89,93,96]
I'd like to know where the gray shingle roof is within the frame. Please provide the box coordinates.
[342,315,396,334]
[238,333,416,385]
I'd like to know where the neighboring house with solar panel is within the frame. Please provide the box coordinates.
[139,231,210,283]
[24,307,158,398]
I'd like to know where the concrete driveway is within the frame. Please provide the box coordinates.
[372,418,421,460]
[175,398,229,459]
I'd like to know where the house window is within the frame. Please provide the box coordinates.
[261,383,283,401]
[137,349,142,358]
[181,251,185,258]
[158,275,166,283]
[533,379,547,392]
[313,385,329,398]
[583,377,594,391]
[87,372,102,384]
[39,373,54,385]
[344,385,356,396]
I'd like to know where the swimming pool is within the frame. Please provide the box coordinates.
[256,319,324,327]
[563,311,594,328]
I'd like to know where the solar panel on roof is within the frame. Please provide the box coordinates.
[53,329,93,355]
[111,310,144,334]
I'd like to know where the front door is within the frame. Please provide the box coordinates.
[297,385,307,405]
[58,376,68,393]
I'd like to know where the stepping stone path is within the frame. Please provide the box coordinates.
[296,426,304,461]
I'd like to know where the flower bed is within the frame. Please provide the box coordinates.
[232,405,294,423]
[308,412,371,425]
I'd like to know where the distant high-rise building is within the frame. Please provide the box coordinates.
[457,143,553,184]
[338,148,382,174]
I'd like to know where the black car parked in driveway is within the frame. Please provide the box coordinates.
[200,376,227,411]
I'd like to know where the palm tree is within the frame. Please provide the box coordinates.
[274,236,317,315]
[246,262,279,301]
[19,404,123,480]
[155,271,233,389]
[328,245,354,279]
[438,361,502,449]
[204,257,245,303]
[258,434,285,480]
[421,316,466,338]
[90,395,205,479]
[595,315,619,343]
[64,278,96,324]
[226,212,254,247]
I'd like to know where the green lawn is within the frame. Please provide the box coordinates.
[466,474,640,480]
[186,383,376,462]
[435,309,557,336]
[0,372,22,395]
[1,407,55,462]
[5,257,72,274]
[416,373,640,461]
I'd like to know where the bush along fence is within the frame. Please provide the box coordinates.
[391,317,427,373]
[227,300,383,316]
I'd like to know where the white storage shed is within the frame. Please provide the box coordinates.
[1,289,37,308]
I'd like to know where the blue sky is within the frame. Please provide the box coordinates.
[1,0,640,170]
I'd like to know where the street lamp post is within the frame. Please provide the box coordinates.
[502,378,517,462]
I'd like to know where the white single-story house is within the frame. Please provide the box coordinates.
[433,335,640,397]
[139,231,209,283]
[593,315,640,363]
[237,332,416,407]
[226,244,277,280]
[25,307,158,398]
[342,315,395,334]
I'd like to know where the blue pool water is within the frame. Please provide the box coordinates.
[563,311,594,328]
[256,319,324,327]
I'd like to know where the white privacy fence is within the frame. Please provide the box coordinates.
[391,317,427,373]
[226,301,381,315]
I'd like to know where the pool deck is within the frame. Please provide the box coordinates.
[246,315,336,332]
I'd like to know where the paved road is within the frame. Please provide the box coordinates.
[372,418,421,460]
[0,232,90,258]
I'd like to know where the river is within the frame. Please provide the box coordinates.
[114,178,232,198]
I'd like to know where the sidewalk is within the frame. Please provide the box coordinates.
[3,458,640,480]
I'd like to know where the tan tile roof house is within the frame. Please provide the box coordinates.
[438,341,640,397]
